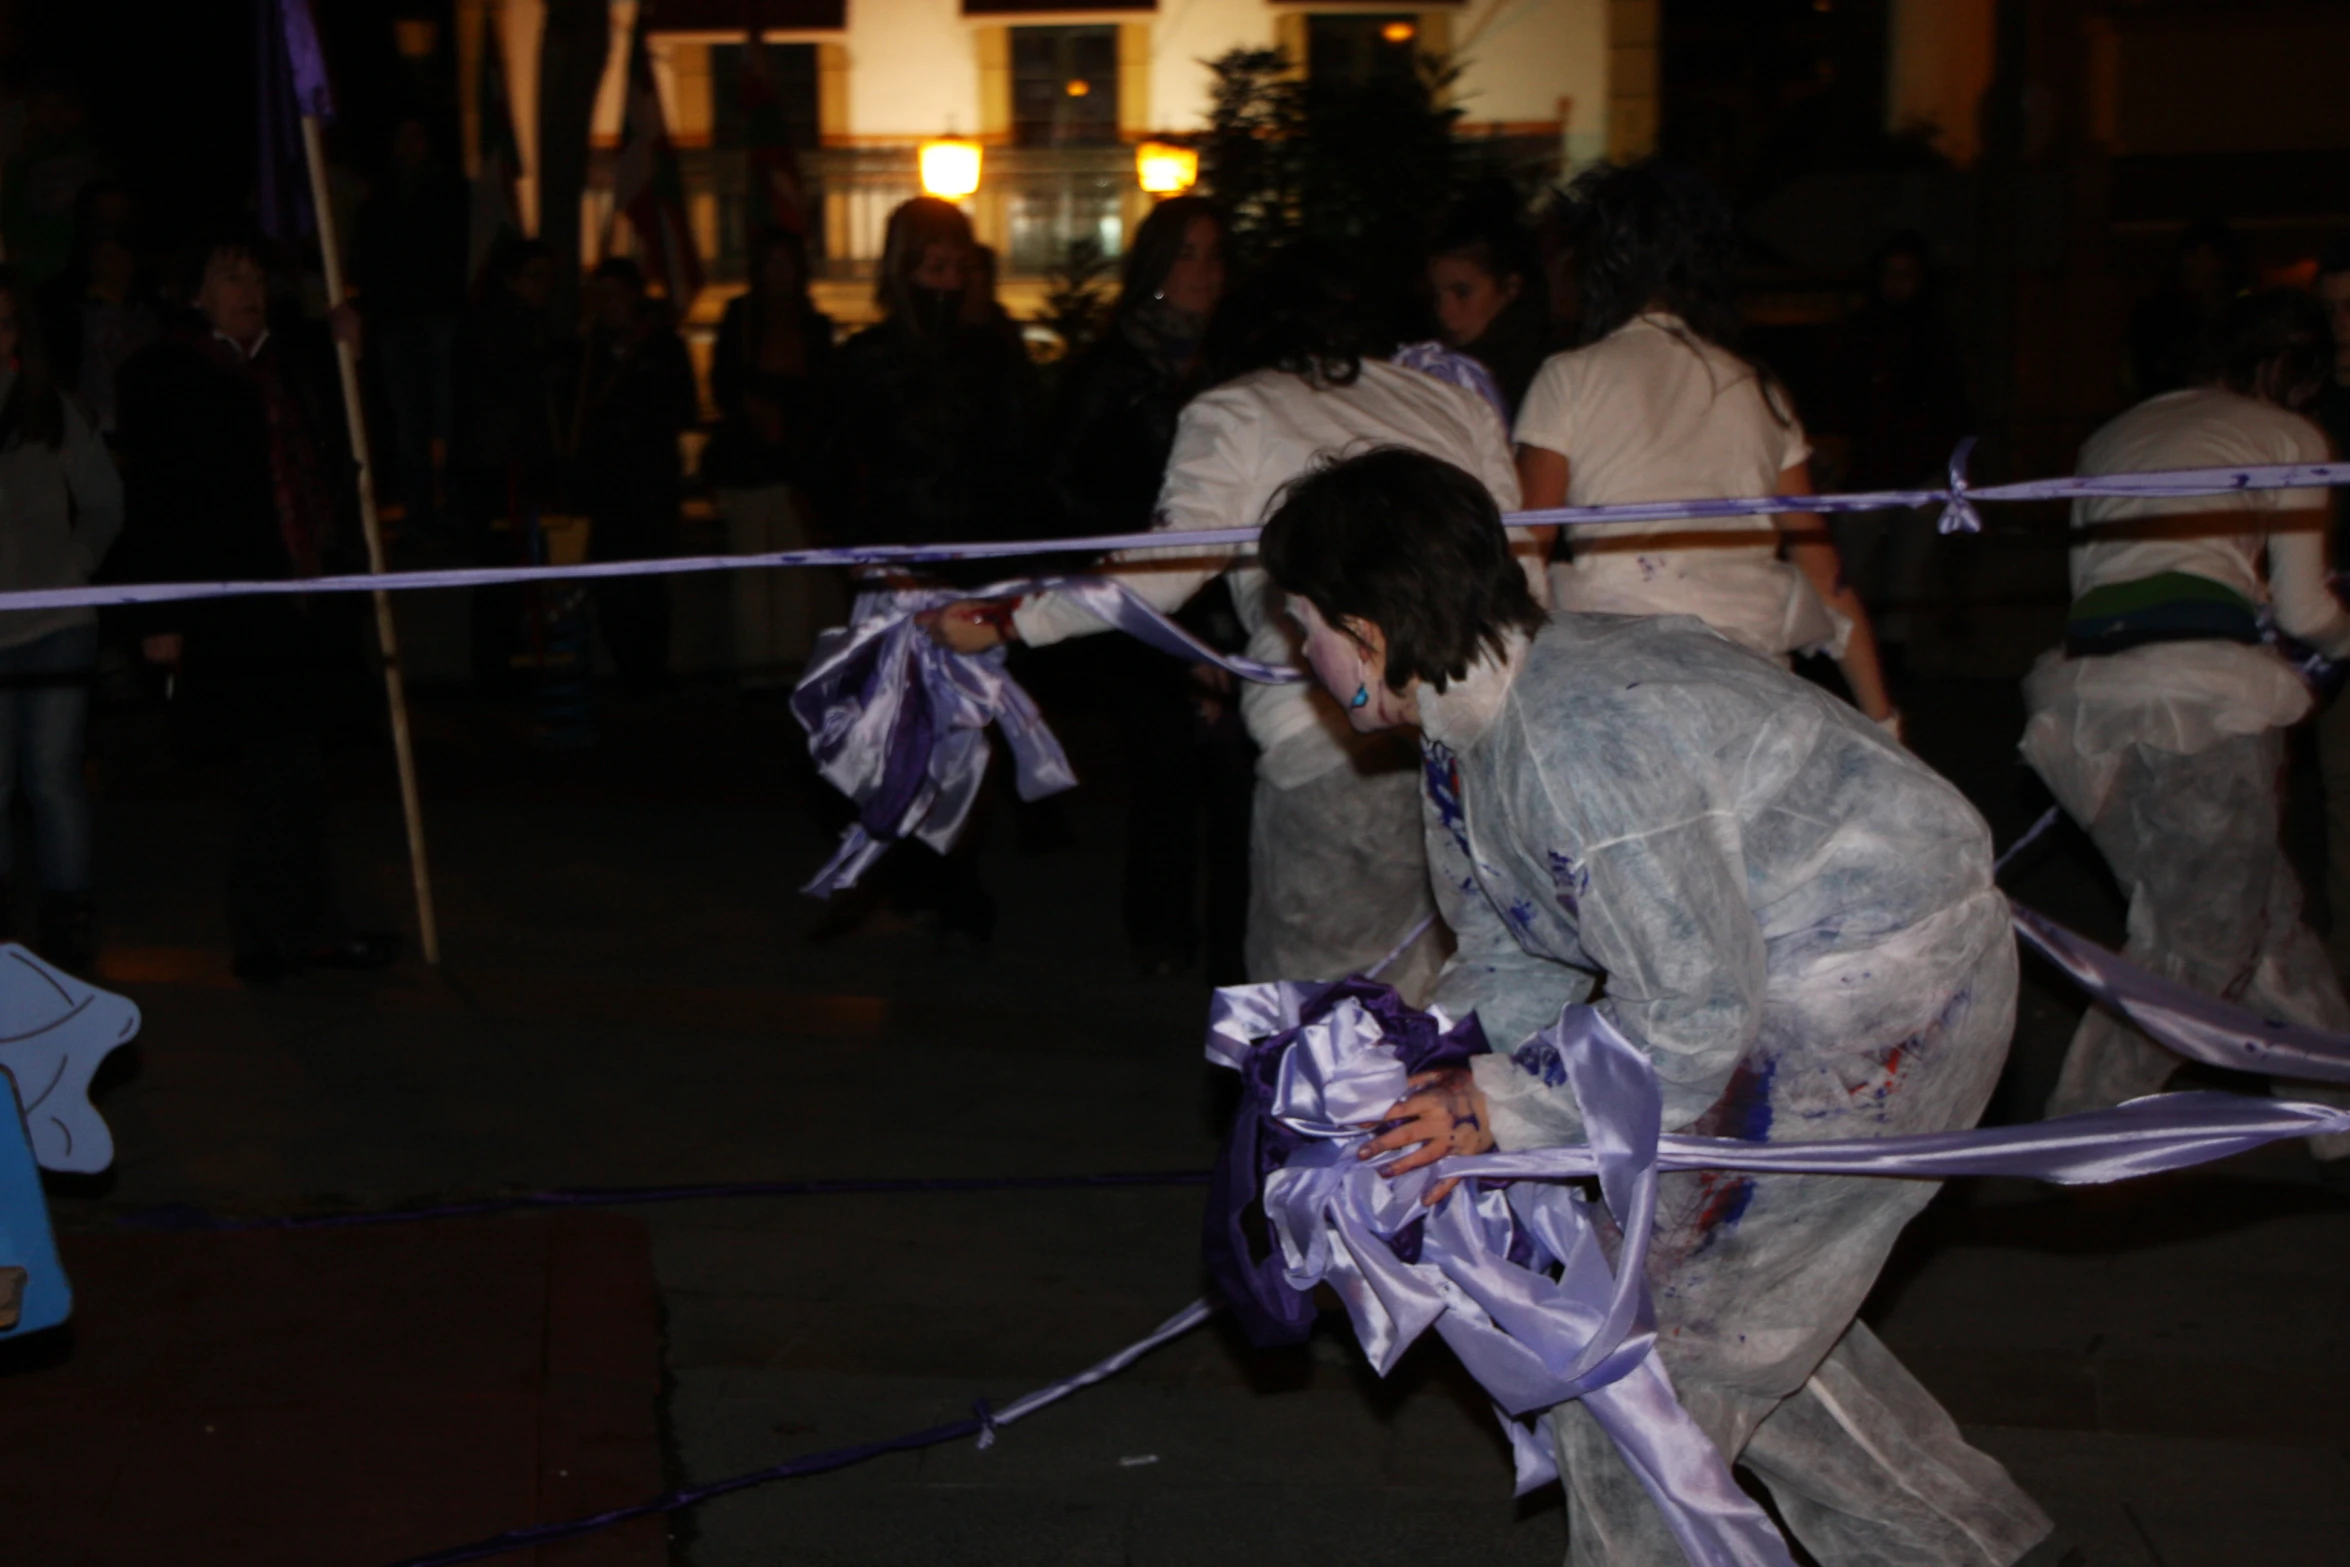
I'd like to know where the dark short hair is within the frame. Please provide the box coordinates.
[1428,184,1537,286]
[178,215,276,301]
[1203,248,1390,389]
[2211,286,2330,404]
[1259,447,1545,693]
[1561,159,1742,351]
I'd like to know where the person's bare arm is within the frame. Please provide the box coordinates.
[1516,444,1568,514]
[1776,460,1896,728]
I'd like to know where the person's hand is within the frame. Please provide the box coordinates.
[920,600,1011,654]
[329,301,363,354]
[141,633,183,666]
[1356,1066,1494,1206]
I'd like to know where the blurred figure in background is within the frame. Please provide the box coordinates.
[1823,230,1972,660]
[704,225,835,687]
[113,222,398,984]
[2128,217,2243,402]
[2304,241,2350,981]
[40,183,159,443]
[0,267,120,970]
[1424,186,1549,419]
[2023,289,2350,1157]
[815,197,1041,949]
[451,238,567,691]
[353,118,468,543]
[1043,195,1241,976]
[573,256,696,694]
[1516,160,1898,735]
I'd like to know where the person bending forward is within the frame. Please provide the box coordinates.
[1259,448,2061,1567]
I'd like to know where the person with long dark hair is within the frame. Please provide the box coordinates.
[1423,187,1549,419]
[1042,196,1237,976]
[1515,160,1898,734]
[1260,446,2061,1567]
[704,225,836,686]
[2023,289,2350,1153]
[930,257,1546,998]
[0,266,119,969]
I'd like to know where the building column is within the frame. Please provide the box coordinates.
[1886,0,1996,166]
[1607,0,1658,163]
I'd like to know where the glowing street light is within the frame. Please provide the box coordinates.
[919,137,982,200]
[1135,141,1199,196]
[1380,19,1417,44]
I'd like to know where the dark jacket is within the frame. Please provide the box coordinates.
[1045,319,1193,539]
[817,313,1039,584]
[571,310,697,557]
[111,319,368,743]
[702,292,833,491]
[452,285,566,493]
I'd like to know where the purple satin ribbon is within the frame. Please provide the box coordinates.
[12,453,2350,616]
[790,578,1297,896]
[1205,976,2350,1564]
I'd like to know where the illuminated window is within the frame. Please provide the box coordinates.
[1307,14,1423,88]
[1012,25,1119,146]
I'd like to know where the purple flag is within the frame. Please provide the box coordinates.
[256,0,336,241]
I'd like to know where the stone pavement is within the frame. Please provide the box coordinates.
[20,660,2350,1567]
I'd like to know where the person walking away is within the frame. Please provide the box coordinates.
[1515,160,1900,737]
[451,239,567,692]
[352,118,469,544]
[812,199,1041,950]
[1040,196,1233,976]
[931,258,1548,999]
[1821,230,1972,661]
[2021,288,2350,1160]
[1263,447,2067,1567]
[0,268,120,969]
[112,222,400,984]
[1424,187,1549,419]
[703,226,835,687]
[572,258,696,694]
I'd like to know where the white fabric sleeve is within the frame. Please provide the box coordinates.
[1510,350,1577,458]
[1009,395,1260,647]
[1771,382,1814,472]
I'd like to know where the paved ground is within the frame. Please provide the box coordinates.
[19,614,2350,1567]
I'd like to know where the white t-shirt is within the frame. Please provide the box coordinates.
[2067,386,2346,649]
[1012,359,1535,785]
[1514,312,1831,656]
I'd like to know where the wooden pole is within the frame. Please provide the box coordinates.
[299,114,443,964]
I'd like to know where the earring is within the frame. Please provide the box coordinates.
[1350,682,1370,709]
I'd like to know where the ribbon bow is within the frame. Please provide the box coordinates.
[1937,435,1983,535]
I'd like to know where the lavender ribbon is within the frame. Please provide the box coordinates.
[1392,340,1510,421]
[1206,977,2350,1563]
[14,455,2350,617]
[790,578,1298,895]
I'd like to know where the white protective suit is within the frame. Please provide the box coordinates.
[2020,386,2350,1154]
[1422,613,2052,1566]
[1012,359,1545,998]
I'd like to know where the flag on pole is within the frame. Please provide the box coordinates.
[468,8,528,287]
[740,14,809,238]
[257,0,336,240]
[611,15,703,308]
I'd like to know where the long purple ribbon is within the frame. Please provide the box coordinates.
[14,453,2350,616]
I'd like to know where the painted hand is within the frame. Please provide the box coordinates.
[920,601,1010,654]
[1356,1066,1494,1206]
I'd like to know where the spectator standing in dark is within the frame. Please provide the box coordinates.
[451,238,567,690]
[2306,241,2350,981]
[703,226,835,687]
[815,197,1040,949]
[572,257,696,692]
[2309,239,2350,460]
[1424,189,1550,419]
[1044,195,1240,977]
[40,184,160,443]
[2128,218,2243,401]
[1824,231,1972,656]
[353,118,469,543]
[0,83,107,291]
[0,267,121,970]
[112,223,399,983]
